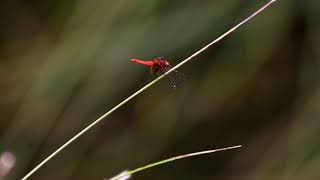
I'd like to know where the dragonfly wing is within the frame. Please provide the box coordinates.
[160,65,186,88]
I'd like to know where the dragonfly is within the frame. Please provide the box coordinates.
[131,57,185,88]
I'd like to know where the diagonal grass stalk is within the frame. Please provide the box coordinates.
[21,1,276,179]
[110,145,242,180]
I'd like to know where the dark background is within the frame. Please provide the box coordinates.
[0,0,319,179]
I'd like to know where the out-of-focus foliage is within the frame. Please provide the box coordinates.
[0,0,319,179]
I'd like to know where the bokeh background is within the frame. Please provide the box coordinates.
[0,0,319,179]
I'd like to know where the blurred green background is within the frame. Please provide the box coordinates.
[0,0,319,179]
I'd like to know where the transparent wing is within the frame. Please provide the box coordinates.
[160,65,186,89]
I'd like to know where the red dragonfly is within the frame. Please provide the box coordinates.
[131,57,185,88]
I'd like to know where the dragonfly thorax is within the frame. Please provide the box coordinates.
[153,59,171,67]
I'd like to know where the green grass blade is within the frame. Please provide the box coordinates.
[111,145,242,180]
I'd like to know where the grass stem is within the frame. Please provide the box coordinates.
[111,145,242,180]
